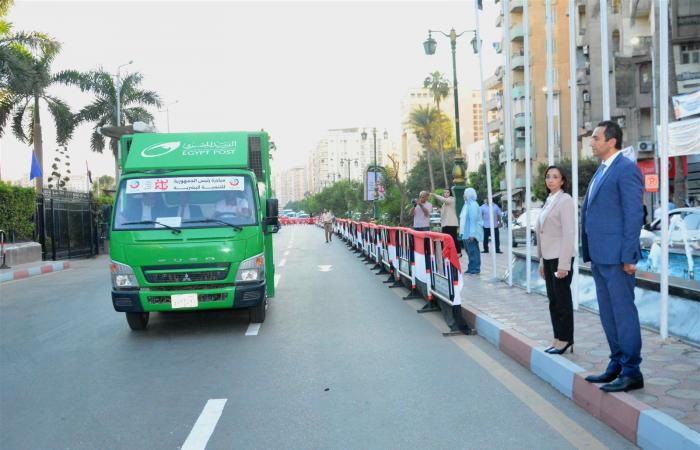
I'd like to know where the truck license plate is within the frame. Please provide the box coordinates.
[171,293,198,309]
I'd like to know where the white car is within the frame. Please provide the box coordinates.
[640,207,700,250]
[512,208,542,247]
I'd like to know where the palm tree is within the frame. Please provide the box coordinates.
[424,71,451,187]
[407,105,442,192]
[0,40,75,190]
[56,69,161,176]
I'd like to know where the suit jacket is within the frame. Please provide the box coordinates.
[581,153,644,265]
[536,192,576,271]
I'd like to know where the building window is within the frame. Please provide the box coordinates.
[678,0,700,18]
[612,0,621,14]
[639,63,652,94]
[681,42,700,65]
[612,30,621,54]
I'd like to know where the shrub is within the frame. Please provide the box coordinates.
[0,181,36,242]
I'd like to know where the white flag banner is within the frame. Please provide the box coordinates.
[658,117,700,157]
[672,89,700,119]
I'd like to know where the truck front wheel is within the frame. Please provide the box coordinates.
[126,312,149,330]
[250,297,267,323]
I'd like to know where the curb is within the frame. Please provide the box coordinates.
[460,304,700,449]
[0,261,70,284]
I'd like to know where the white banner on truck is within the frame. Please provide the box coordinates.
[125,176,245,193]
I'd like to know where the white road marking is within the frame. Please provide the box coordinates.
[274,274,280,288]
[181,399,227,450]
[245,323,261,336]
[317,265,333,272]
[279,259,286,267]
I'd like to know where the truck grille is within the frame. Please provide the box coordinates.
[147,293,228,304]
[142,263,230,284]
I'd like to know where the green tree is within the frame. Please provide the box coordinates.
[55,69,161,176]
[407,105,441,192]
[0,38,75,190]
[406,147,456,201]
[424,71,451,187]
[468,143,504,203]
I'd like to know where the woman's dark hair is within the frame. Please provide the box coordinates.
[544,165,570,194]
[444,188,451,196]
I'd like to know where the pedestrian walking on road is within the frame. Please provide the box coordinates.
[582,120,645,393]
[431,189,461,256]
[321,210,335,243]
[459,188,483,274]
[410,191,432,231]
[536,166,576,355]
[480,199,502,254]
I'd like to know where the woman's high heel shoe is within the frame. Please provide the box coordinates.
[546,342,573,355]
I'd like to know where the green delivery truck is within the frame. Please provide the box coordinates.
[109,131,279,330]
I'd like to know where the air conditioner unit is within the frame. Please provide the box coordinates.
[616,117,626,128]
[515,129,526,139]
[582,92,591,102]
[583,45,589,56]
[637,141,655,152]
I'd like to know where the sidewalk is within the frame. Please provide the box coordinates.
[0,259,71,284]
[459,250,700,447]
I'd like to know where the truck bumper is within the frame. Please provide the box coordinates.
[233,281,266,308]
[112,281,265,312]
[112,290,143,312]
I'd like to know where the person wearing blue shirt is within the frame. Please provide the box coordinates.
[581,120,645,393]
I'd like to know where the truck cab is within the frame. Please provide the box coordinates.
[109,131,279,330]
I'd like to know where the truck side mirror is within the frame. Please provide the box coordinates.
[265,198,280,233]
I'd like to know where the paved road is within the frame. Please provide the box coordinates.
[0,226,634,449]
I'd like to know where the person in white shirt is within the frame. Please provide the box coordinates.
[215,191,250,216]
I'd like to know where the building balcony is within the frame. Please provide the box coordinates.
[488,118,503,133]
[512,53,525,70]
[496,11,503,28]
[510,24,525,41]
[514,113,527,129]
[485,73,503,90]
[510,0,523,12]
[512,83,525,99]
[499,151,507,164]
[487,95,501,111]
[515,177,526,188]
[514,146,526,161]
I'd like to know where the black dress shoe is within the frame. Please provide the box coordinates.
[585,371,620,383]
[600,375,644,393]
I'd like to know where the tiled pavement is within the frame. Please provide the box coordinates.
[459,249,700,434]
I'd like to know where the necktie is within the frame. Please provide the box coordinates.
[587,164,606,206]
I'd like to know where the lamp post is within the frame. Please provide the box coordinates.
[115,60,133,178]
[159,100,179,133]
[339,157,359,182]
[362,128,388,220]
[423,28,479,214]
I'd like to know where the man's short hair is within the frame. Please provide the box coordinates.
[597,120,623,150]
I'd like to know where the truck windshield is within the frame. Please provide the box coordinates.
[112,175,257,231]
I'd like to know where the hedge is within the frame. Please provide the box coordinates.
[0,181,36,242]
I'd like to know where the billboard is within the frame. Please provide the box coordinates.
[365,169,385,201]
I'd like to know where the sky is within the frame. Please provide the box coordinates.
[0,0,500,183]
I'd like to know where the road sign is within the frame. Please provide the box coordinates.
[645,174,659,192]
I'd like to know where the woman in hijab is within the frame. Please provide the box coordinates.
[459,187,484,274]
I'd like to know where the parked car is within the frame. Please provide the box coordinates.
[512,208,542,247]
[640,207,700,250]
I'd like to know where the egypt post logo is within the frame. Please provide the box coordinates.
[141,141,181,158]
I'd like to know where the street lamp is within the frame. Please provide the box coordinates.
[159,100,179,133]
[361,128,388,220]
[423,28,478,213]
[115,60,133,177]
[339,157,359,182]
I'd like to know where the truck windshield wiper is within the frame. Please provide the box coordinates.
[121,220,182,234]
[182,218,243,231]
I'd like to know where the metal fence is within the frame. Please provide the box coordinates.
[35,189,99,261]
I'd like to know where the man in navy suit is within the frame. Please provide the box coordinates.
[581,121,645,392]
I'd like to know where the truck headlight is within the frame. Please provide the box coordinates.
[110,260,140,289]
[235,254,265,283]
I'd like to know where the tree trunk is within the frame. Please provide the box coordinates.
[425,145,435,192]
[33,95,43,192]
